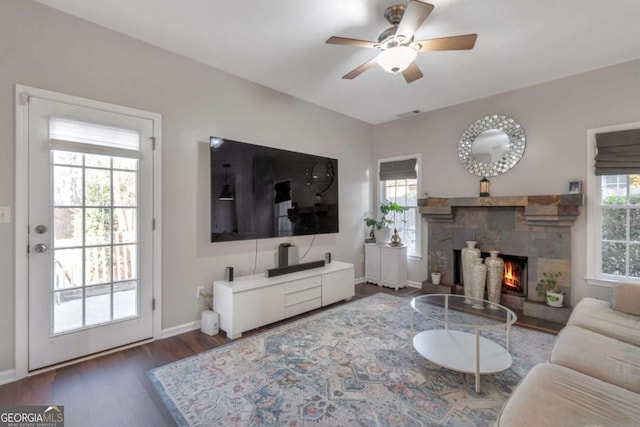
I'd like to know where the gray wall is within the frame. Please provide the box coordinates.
[0,1,372,372]
[372,59,640,305]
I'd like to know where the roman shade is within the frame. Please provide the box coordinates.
[50,116,141,159]
[594,128,640,176]
[379,158,417,181]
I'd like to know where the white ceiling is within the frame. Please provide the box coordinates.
[35,0,640,124]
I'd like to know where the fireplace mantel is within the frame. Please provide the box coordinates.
[418,194,584,226]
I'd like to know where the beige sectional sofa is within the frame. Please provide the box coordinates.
[496,282,640,426]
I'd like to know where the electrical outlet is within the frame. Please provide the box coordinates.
[196,286,204,298]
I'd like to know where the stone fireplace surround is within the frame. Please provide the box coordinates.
[420,194,583,324]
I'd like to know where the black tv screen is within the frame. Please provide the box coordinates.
[210,137,339,242]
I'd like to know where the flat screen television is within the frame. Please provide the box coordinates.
[210,136,339,242]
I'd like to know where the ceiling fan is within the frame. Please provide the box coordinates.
[326,0,477,83]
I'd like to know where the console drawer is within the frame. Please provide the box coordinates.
[284,276,322,294]
[285,296,322,318]
[285,286,322,307]
[284,276,322,318]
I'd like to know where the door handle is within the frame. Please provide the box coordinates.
[34,243,48,253]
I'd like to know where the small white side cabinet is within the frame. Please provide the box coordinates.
[364,243,407,290]
[364,243,381,284]
[214,261,354,339]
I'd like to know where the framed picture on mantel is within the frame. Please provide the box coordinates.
[568,180,583,194]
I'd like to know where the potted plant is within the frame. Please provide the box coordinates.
[428,250,447,285]
[199,287,219,335]
[364,200,408,244]
[430,262,443,284]
[536,272,564,307]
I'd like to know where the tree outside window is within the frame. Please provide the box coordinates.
[600,174,640,278]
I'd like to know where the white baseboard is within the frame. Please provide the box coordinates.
[407,280,422,289]
[354,276,365,284]
[161,320,201,339]
[356,276,421,289]
[0,369,16,386]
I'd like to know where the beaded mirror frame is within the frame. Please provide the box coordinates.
[458,114,526,177]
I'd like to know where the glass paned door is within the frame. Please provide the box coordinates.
[52,151,139,333]
[28,96,155,371]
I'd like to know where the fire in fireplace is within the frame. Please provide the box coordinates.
[454,251,528,298]
[502,258,527,296]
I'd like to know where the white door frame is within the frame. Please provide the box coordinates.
[14,84,163,379]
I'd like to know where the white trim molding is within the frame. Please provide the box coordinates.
[161,321,202,339]
[0,369,17,386]
[14,85,163,380]
[407,280,422,289]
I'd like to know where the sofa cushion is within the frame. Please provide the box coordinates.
[495,363,640,427]
[567,297,640,346]
[612,282,640,316]
[549,325,640,393]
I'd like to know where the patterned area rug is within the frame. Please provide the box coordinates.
[149,293,555,426]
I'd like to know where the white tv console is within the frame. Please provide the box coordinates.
[213,261,354,339]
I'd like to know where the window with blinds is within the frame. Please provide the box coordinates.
[378,156,420,257]
[588,126,640,284]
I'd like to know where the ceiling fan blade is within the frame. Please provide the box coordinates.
[342,57,378,80]
[326,36,378,49]
[415,34,478,52]
[402,62,423,83]
[396,1,434,40]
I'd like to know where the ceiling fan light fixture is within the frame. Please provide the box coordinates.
[376,46,417,74]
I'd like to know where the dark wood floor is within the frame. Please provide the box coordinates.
[0,284,421,426]
[0,283,558,426]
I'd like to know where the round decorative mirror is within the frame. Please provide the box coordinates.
[458,115,526,177]
[306,160,335,194]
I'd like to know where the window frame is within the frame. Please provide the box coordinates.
[377,154,422,259]
[586,122,640,288]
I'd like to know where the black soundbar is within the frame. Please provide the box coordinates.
[265,260,326,278]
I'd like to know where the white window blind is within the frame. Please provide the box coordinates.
[50,116,140,158]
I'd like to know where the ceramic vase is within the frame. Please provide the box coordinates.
[462,241,480,304]
[485,250,504,309]
[373,227,392,245]
[470,258,487,309]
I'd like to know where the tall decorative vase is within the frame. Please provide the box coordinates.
[485,250,504,310]
[462,241,480,304]
[471,258,487,309]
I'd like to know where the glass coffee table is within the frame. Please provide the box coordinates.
[410,294,517,393]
